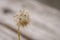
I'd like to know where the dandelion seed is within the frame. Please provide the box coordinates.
[13,9,29,40]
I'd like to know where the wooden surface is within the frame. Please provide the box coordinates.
[0,0,60,40]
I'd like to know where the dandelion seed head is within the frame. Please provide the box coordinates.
[14,10,29,26]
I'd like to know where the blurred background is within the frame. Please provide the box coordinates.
[0,0,60,40]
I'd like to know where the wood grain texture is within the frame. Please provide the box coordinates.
[0,0,60,40]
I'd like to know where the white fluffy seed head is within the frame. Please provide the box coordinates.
[14,10,29,26]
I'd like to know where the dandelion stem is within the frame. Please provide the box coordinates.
[17,23,20,40]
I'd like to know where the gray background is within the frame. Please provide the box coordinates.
[0,0,60,40]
